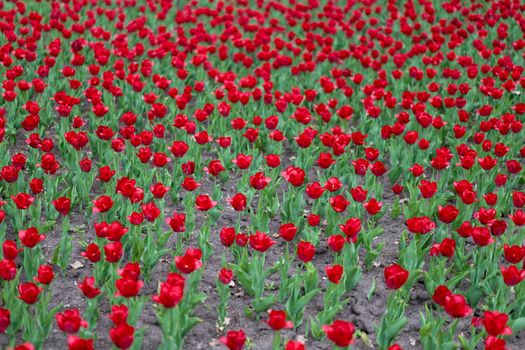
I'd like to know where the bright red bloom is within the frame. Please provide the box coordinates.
[218,268,233,285]
[266,310,293,330]
[438,205,459,224]
[195,194,217,211]
[56,308,87,334]
[78,277,101,299]
[384,264,409,289]
[482,311,512,337]
[250,172,271,190]
[326,264,344,284]
[281,166,306,187]
[34,265,54,285]
[229,193,247,211]
[322,320,355,347]
[406,217,435,234]
[0,307,10,333]
[501,265,525,286]
[53,197,71,216]
[18,282,42,304]
[329,195,349,213]
[110,323,135,350]
[279,223,297,241]
[249,231,275,252]
[92,195,113,213]
[19,227,45,248]
[443,294,472,318]
[220,330,246,350]
[11,193,34,209]
[67,336,94,350]
[297,241,315,263]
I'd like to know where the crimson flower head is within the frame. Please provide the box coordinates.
[109,304,129,326]
[279,223,297,241]
[18,282,42,304]
[92,195,113,213]
[56,308,87,333]
[110,323,134,350]
[52,197,71,216]
[406,216,436,234]
[322,320,355,347]
[297,241,316,263]
[78,277,101,299]
[443,294,472,318]
[67,336,94,350]
[152,273,185,308]
[229,193,247,211]
[266,310,293,330]
[220,329,246,350]
[482,311,512,337]
[250,172,271,190]
[384,263,409,289]
[326,264,344,284]
[329,195,349,213]
[218,268,233,285]
[249,231,275,252]
[0,307,10,333]
[34,264,54,285]
[175,248,203,274]
[11,193,34,210]
[195,194,217,211]
[19,227,45,248]
[363,198,382,215]
[166,212,186,232]
[438,205,459,224]
[500,265,525,286]
[285,340,305,350]
[281,166,306,187]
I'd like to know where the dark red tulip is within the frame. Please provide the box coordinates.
[266,310,293,330]
[322,320,355,347]
[220,329,246,350]
[384,264,409,289]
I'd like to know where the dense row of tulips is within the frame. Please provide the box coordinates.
[0,0,525,349]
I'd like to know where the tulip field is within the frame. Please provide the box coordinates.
[1,0,525,349]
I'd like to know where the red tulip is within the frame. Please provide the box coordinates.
[249,232,275,252]
[218,268,233,285]
[18,282,43,304]
[34,264,54,285]
[482,311,512,337]
[67,336,94,350]
[0,259,17,281]
[503,244,525,264]
[220,329,246,350]
[285,340,305,350]
[56,308,87,333]
[438,205,459,224]
[2,240,20,260]
[266,310,293,330]
[166,212,186,232]
[501,265,525,286]
[297,241,315,263]
[279,223,297,241]
[326,264,344,284]
[195,194,217,211]
[78,277,101,299]
[250,172,271,190]
[52,197,71,216]
[281,166,306,187]
[19,227,45,248]
[329,195,349,213]
[363,198,382,215]
[0,307,10,333]
[152,275,185,308]
[92,195,113,213]
[104,241,123,263]
[110,323,135,350]
[339,218,361,243]
[384,264,409,289]
[11,193,34,209]
[322,320,355,347]
[406,217,435,234]
[443,294,472,318]
[229,193,247,211]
